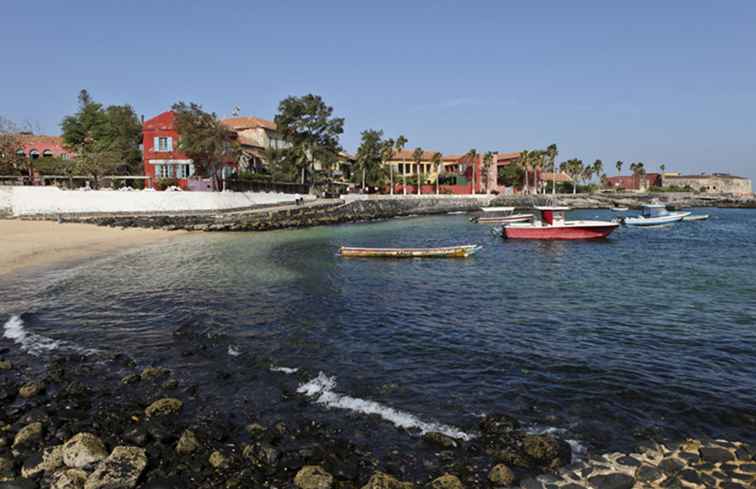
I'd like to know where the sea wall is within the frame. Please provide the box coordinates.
[0,188,11,217]
[490,192,756,209]
[4,186,312,217]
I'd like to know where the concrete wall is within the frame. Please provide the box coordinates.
[662,176,752,194]
[0,188,12,217]
[5,186,311,217]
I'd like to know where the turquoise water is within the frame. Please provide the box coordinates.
[2,208,755,454]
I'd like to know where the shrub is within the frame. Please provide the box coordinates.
[156,178,180,190]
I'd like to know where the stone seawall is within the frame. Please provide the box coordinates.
[54,196,495,231]
[491,192,756,209]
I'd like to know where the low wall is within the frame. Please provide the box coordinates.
[0,188,11,217]
[5,186,312,217]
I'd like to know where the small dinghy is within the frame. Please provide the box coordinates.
[611,207,629,212]
[471,206,533,224]
[683,214,710,222]
[339,245,480,258]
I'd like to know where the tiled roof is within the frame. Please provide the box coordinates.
[222,116,277,131]
[17,134,65,146]
[388,149,466,162]
[540,172,572,182]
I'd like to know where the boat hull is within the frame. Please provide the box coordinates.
[503,223,619,240]
[339,245,480,258]
[623,212,689,226]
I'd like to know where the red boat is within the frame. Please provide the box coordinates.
[503,206,619,240]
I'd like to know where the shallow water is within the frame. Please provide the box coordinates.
[2,209,755,455]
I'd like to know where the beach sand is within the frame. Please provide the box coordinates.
[0,219,183,277]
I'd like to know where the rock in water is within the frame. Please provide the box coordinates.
[63,433,108,469]
[21,445,64,477]
[430,474,464,489]
[0,479,38,489]
[0,456,14,480]
[479,414,520,435]
[361,472,414,489]
[18,382,44,399]
[141,367,170,381]
[144,398,183,417]
[0,360,11,370]
[586,474,635,489]
[294,465,334,489]
[13,423,43,449]
[522,434,571,470]
[84,446,146,489]
[488,464,515,486]
[51,469,88,489]
[423,432,459,449]
[175,430,199,455]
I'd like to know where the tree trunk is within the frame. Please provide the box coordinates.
[417,163,421,195]
[573,181,577,194]
[471,161,475,195]
[389,164,394,195]
[402,161,407,195]
[436,164,440,195]
[361,168,366,192]
[523,169,529,194]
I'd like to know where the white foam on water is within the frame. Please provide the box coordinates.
[527,425,587,460]
[297,372,472,441]
[270,365,299,374]
[227,345,241,357]
[3,315,100,357]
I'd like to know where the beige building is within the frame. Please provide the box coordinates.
[222,116,288,172]
[662,173,752,194]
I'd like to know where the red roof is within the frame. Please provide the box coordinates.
[16,134,73,158]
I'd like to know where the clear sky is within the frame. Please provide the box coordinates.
[3,1,755,180]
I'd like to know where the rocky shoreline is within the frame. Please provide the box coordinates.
[0,347,753,489]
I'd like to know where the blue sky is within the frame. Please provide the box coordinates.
[3,1,755,180]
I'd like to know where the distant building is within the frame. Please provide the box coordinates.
[142,111,196,188]
[15,133,74,160]
[605,173,662,191]
[662,173,752,194]
[221,116,287,172]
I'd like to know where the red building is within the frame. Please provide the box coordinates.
[606,173,661,190]
[142,111,196,188]
[16,134,74,160]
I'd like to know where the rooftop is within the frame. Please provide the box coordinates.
[222,116,277,131]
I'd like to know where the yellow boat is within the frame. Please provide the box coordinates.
[338,245,480,258]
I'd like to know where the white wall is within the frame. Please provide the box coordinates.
[6,186,311,216]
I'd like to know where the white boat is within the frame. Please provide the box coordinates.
[611,207,629,212]
[683,214,710,222]
[623,204,690,226]
[472,206,533,224]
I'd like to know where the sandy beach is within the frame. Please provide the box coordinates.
[0,219,182,277]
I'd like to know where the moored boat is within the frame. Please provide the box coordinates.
[611,207,629,212]
[338,245,480,258]
[472,206,533,224]
[503,206,619,240]
[623,204,690,226]
[683,214,710,222]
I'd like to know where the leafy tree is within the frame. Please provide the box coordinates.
[560,158,584,194]
[172,101,241,190]
[482,151,494,193]
[380,136,395,192]
[465,148,478,194]
[412,147,424,195]
[0,117,24,175]
[274,94,344,189]
[61,90,142,188]
[498,161,523,188]
[616,160,623,176]
[432,151,443,194]
[353,129,390,191]
[394,135,408,195]
[592,159,603,182]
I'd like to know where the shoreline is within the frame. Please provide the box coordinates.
[0,332,752,489]
[0,219,186,278]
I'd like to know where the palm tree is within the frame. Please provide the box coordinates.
[412,147,424,195]
[546,144,558,195]
[432,152,442,195]
[517,150,530,194]
[482,151,494,193]
[530,150,546,194]
[660,163,666,174]
[465,148,478,194]
[560,158,584,194]
[592,159,603,185]
[616,160,623,177]
[395,135,407,195]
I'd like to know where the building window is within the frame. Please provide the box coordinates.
[16,149,25,158]
[155,137,173,152]
[43,150,53,158]
[29,149,40,160]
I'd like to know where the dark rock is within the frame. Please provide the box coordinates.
[121,374,141,385]
[740,463,756,473]
[635,464,663,482]
[658,457,685,474]
[677,451,699,464]
[522,434,571,470]
[580,466,593,478]
[519,478,544,489]
[699,446,735,463]
[661,476,683,489]
[0,479,37,489]
[86,446,147,489]
[243,442,280,468]
[678,469,702,485]
[615,456,640,467]
[479,415,519,435]
[586,473,635,489]
[123,427,148,446]
[720,483,747,489]
[423,432,459,450]
[139,477,185,489]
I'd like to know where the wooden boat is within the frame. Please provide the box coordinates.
[472,206,533,224]
[339,245,480,258]
[503,206,619,240]
[683,214,710,221]
[623,204,690,226]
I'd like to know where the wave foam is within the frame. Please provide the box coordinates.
[228,345,241,357]
[297,372,472,441]
[270,365,299,374]
[3,315,99,357]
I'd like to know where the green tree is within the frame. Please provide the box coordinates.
[592,159,603,182]
[0,117,24,175]
[61,90,140,188]
[616,160,623,177]
[394,135,408,195]
[274,94,344,189]
[353,129,389,191]
[560,158,584,194]
[172,101,241,190]
[498,162,523,188]
[482,151,494,193]
[546,144,558,195]
[412,147,424,195]
[516,150,530,193]
[465,148,478,194]
[432,151,443,194]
